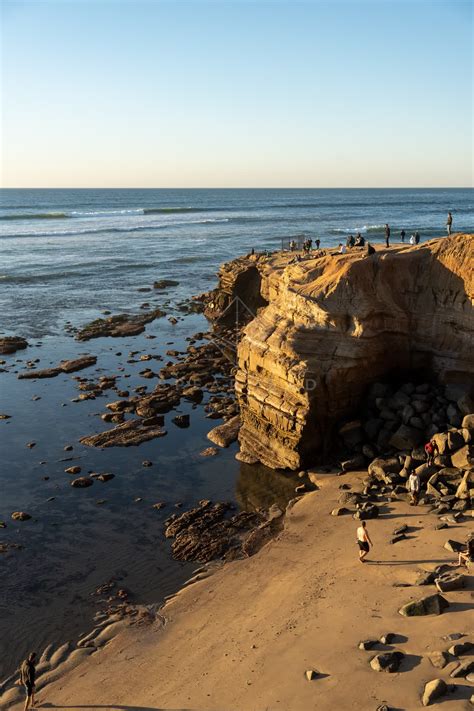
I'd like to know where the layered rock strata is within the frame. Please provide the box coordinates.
[207,236,474,469]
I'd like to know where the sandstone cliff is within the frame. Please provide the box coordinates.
[207,235,474,469]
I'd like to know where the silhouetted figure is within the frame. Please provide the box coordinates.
[415,231,420,244]
[315,238,320,249]
[447,211,453,236]
[400,229,406,242]
[367,242,375,256]
[384,223,390,247]
[20,652,37,711]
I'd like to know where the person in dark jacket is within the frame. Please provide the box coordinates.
[384,223,390,247]
[400,229,406,242]
[20,652,37,710]
[447,211,453,236]
[367,242,375,256]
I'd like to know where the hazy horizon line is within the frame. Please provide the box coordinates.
[1,185,473,191]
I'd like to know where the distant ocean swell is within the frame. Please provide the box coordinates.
[0,262,159,284]
[0,218,230,239]
[3,199,467,223]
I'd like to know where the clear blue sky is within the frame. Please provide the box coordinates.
[1,0,472,187]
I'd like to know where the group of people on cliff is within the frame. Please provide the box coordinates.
[385,224,420,248]
[289,211,453,259]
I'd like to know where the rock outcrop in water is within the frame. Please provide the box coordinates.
[76,309,165,340]
[206,235,474,469]
[0,337,28,355]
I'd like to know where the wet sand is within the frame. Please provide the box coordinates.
[4,469,473,710]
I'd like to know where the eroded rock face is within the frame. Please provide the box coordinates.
[212,236,473,469]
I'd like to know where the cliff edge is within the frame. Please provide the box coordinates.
[207,235,474,469]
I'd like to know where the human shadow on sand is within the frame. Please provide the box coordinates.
[368,558,451,565]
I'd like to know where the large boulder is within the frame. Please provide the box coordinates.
[0,336,28,354]
[455,471,473,499]
[398,594,449,617]
[461,413,474,431]
[457,394,474,415]
[432,432,449,455]
[338,420,363,447]
[422,679,447,706]
[389,424,423,450]
[435,572,465,593]
[451,444,474,470]
[207,415,241,448]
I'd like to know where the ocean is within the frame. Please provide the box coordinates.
[0,188,472,678]
[1,188,472,336]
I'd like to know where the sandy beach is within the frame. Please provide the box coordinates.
[4,466,473,710]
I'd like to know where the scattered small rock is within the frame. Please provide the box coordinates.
[11,511,31,521]
[427,651,449,669]
[71,477,93,488]
[399,594,449,617]
[370,651,403,673]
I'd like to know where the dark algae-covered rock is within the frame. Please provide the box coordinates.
[76,309,165,340]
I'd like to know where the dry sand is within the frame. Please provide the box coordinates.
[8,470,474,711]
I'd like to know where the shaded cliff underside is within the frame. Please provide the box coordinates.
[207,235,474,470]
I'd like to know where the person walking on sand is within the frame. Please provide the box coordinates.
[446,211,453,236]
[357,521,373,563]
[384,223,391,247]
[408,469,421,506]
[20,652,37,710]
[400,229,406,243]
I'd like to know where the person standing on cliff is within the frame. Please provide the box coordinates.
[446,211,453,236]
[315,238,320,250]
[19,652,37,711]
[400,229,406,242]
[357,521,373,563]
[384,223,390,247]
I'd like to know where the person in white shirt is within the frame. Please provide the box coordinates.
[338,243,346,254]
[356,521,373,563]
[408,470,421,506]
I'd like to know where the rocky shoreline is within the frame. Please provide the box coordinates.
[1,235,473,708]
